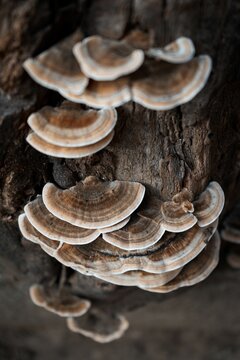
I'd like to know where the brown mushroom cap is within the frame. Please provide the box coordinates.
[67,307,129,343]
[60,78,132,108]
[73,35,144,81]
[26,130,114,159]
[194,181,225,227]
[27,103,117,147]
[55,221,218,275]
[100,216,131,234]
[24,196,99,244]
[221,203,240,244]
[18,213,60,254]
[131,55,212,110]
[29,284,91,317]
[94,267,182,288]
[146,37,195,63]
[23,32,88,95]
[42,176,145,229]
[142,231,220,293]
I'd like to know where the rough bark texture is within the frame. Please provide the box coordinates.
[0,0,240,358]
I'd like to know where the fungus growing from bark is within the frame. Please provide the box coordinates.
[67,307,129,343]
[42,176,145,229]
[141,231,221,293]
[27,102,117,147]
[73,35,144,80]
[23,31,88,95]
[29,284,91,317]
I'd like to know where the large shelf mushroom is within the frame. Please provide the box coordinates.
[23,32,212,110]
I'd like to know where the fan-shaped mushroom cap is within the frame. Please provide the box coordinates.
[131,55,212,110]
[42,176,145,229]
[27,103,117,147]
[146,37,195,63]
[55,221,218,275]
[94,267,182,288]
[24,196,99,245]
[23,32,88,95]
[102,198,165,250]
[221,203,240,244]
[18,214,60,254]
[60,78,132,108]
[194,181,225,227]
[29,284,91,317]
[73,35,144,81]
[26,130,114,159]
[161,188,197,232]
[142,231,220,293]
[100,216,131,234]
[67,307,129,343]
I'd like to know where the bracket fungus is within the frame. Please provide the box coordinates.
[73,35,145,81]
[42,176,145,229]
[29,284,91,317]
[27,102,117,147]
[23,32,88,96]
[67,307,129,343]
[142,231,221,293]
[146,37,195,63]
[193,181,225,227]
[131,55,212,110]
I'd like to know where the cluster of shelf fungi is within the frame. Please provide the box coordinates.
[16,29,237,343]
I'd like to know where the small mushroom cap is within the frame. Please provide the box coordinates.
[94,267,182,288]
[73,35,144,81]
[24,196,99,244]
[221,203,240,244]
[23,32,88,95]
[194,181,225,227]
[42,176,145,229]
[55,221,218,275]
[161,188,197,232]
[18,213,60,252]
[146,37,195,63]
[27,103,117,147]
[142,230,220,293]
[132,55,212,110]
[29,284,91,317]
[60,78,132,108]
[26,130,114,159]
[67,307,129,343]
[102,198,165,250]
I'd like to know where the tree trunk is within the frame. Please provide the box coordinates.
[1,0,240,358]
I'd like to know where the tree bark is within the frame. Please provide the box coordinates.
[0,0,240,358]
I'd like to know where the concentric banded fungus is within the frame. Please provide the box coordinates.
[42,176,145,229]
[27,130,114,159]
[73,35,144,81]
[94,267,182,288]
[27,103,117,147]
[24,197,99,244]
[132,55,212,110]
[29,284,91,317]
[23,32,88,95]
[142,231,220,293]
[194,181,225,227]
[67,308,129,343]
[161,189,197,232]
[55,221,218,275]
[221,203,240,244]
[18,214,60,255]
[146,37,195,63]
[102,194,197,251]
[60,78,131,108]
